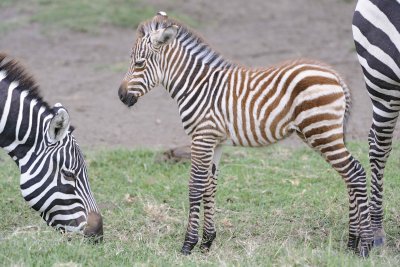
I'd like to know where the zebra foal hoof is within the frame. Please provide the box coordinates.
[180,245,193,255]
[347,234,360,252]
[359,244,371,258]
[180,241,197,255]
[200,232,216,253]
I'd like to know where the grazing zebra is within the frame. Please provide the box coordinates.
[118,12,373,256]
[0,53,103,239]
[353,0,400,247]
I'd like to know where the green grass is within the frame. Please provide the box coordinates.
[1,0,197,33]
[1,142,400,266]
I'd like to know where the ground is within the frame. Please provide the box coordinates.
[1,0,396,150]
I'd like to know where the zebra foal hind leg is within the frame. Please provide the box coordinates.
[200,145,223,253]
[368,107,400,246]
[181,137,218,255]
[300,130,373,257]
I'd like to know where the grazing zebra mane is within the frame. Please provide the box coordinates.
[0,53,50,110]
[137,15,236,68]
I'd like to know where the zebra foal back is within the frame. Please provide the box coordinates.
[221,60,350,147]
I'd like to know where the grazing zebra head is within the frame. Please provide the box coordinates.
[119,11,179,107]
[0,54,103,240]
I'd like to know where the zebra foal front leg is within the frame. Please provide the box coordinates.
[200,145,223,252]
[181,137,217,255]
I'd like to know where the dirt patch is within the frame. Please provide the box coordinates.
[1,0,395,150]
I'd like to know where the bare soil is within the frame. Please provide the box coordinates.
[1,0,395,150]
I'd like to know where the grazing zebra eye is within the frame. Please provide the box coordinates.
[134,59,145,68]
[62,170,76,181]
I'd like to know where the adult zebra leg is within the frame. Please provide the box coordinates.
[301,133,373,257]
[200,145,223,252]
[181,137,218,255]
[368,106,399,246]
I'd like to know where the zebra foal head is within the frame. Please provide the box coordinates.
[0,54,103,241]
[118,11,179,107]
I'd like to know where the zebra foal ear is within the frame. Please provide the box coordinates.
[48,103,70,143]
[150,25,179,47]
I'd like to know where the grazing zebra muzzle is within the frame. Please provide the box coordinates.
[0,53,103,241]
[119,12,373,257]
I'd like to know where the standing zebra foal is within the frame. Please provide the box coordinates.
[353,0,400,247]
[119,12,373,256]
[0,53,103,239]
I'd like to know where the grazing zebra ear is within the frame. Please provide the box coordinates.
[48,104,70,143]
[150,25,179,47]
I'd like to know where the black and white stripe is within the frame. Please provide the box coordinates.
[352,0,400,246]
[0,53,102,238]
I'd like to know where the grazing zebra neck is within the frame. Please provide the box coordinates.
[0,54,103,235]
[0,55,52,168]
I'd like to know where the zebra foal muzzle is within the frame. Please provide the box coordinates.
[118,82,138,107]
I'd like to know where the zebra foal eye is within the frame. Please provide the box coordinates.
[62,170,75,181]
[134,59,145,68]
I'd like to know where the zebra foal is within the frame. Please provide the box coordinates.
[353,0,400,246]
[0,53,103,239]
[119,12,373,256]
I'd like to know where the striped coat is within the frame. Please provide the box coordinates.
[353,0,400,246]
[119,12,373,256]
[0,53,103,239]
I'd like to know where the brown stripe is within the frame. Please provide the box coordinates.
[247,69,277,145]
[297,113,342,131]
[327,151,349,162]
[230,69,242,145]
[320,143,345,154]
[269,67,339,140]
[241,70,252,146]
[257,64,294,142]
[311,133,343,147]
[303,124,342,139]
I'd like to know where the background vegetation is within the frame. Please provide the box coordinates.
[0,0,196,33]
[1,142,400,266]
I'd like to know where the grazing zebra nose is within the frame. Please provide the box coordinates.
[118,82,137,107]
[83,212,103,242]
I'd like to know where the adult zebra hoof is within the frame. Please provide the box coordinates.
[373,237,385,247]
[373,229,385,247]
[359,244,371,258]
